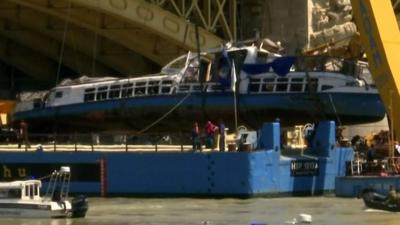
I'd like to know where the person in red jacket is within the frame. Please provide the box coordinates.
[205,121,217,150]
[18,120,30,149]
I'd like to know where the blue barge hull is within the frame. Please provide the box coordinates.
[0,121,353,197]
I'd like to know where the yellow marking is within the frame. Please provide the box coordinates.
[351,0,400,142]
[2,165,11,178]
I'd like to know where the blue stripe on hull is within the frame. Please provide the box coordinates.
[14,93,385,132]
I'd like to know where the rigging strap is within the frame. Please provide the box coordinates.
[137,91,192,134]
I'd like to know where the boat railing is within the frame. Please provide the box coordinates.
[348,157,400,176]
[293,55,365,78]
[248,77,319,94]
[176,82,230,93]
[0,131,224,153]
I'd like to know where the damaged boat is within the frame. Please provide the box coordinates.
[13,43,385,133]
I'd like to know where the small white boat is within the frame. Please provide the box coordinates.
[0,166,88,218]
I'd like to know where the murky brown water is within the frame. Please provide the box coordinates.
[0,197,398,225]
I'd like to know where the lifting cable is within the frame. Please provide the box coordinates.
[137,91,192,134]
[328,93,342,126]
[55,0,72,85]
[91,0,101,76]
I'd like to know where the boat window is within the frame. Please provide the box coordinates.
[135,82,146,95]
[162,80,173,85]
[34,184,38,196]
[148,81,159,95]
[55,91,63,98]
[264,78,275,82]
[30,184,34,199]
[165,56,187,71]
[25,185,29,197]
[178,85,190,92]
[192,84,202,92]
[262,83,274,92]
[160,80,173,94]
[290,78,304,92]
[0,189,21,199]
[0,190,7,198]
[108,85,121,99]
[290,83,303,92]
[33,98,42,109]
[277,78,288,82]
[10,189,22,198]
[96,86,108,100]
[321,85,334,91]
[256,52,269,63]
[121,83,133,97]
[305,79,319,92]
[210,84,224,92]
[161,87,171,94]
[249,83,260,93]
[84,88,95,102]
[276,78,288,92]
[292,78,303,82]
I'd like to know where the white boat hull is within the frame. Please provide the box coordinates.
[0,202,71,218]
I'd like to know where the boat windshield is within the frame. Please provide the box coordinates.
[161,55,188,75]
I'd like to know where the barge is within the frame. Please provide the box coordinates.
[0,121,353,197]
[336,157,400,197]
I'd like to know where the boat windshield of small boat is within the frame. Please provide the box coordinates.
[0,166,88,218]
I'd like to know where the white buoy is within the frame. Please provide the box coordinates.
[298,214,312,223]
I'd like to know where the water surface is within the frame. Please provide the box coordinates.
[1,197,398,225]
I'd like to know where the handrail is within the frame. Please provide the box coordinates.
[348,157,400,176]
[0,132,209,153]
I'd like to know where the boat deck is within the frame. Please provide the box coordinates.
[0,144,222,153]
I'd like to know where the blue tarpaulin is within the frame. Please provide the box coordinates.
[242,56,296,76]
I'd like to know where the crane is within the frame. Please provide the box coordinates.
[351,0,400,157]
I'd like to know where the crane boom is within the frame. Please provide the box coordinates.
[351,0,400,150]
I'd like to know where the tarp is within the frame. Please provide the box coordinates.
[242,56,297,76]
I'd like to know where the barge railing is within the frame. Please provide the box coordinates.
[348,157,400,176]
[0,132,237,153]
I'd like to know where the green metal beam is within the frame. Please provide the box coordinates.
[71,0,223,50]
[6,0,186,65]
[0,6,157,74]
[0,20,116,76]
[0,36,57,81]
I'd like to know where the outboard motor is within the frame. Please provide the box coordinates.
[71,195,89,218]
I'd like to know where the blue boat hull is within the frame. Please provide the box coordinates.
[14,92,385,133]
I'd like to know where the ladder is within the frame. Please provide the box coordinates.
[44,166,71,201]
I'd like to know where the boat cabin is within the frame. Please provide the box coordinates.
[13,45,370,113]
[0,180,41,201]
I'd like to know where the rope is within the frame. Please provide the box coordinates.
[328,93,342,126]
[36,173,53,181]
[56,0,72,85]
[91,0,101,76]
[137,91,192,134]
[135,53,194,134]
